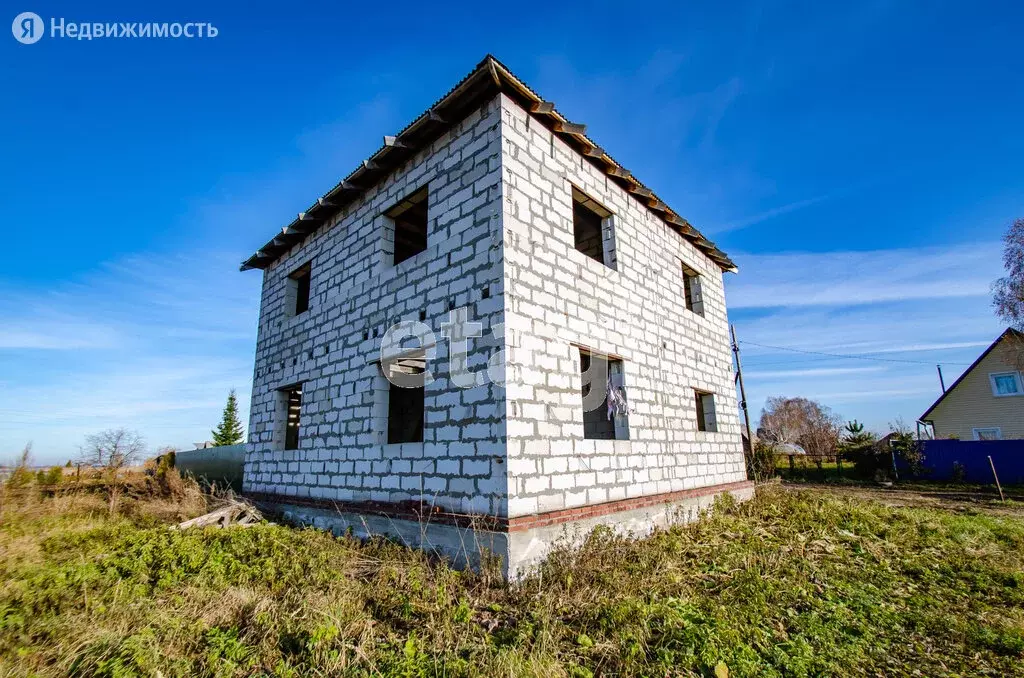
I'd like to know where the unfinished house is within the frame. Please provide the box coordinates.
[241,56,750,577]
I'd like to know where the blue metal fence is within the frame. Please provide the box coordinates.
[899,439,1024,485]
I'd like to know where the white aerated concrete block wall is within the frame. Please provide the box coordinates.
[498,94,747,519]
[245,97,509,517]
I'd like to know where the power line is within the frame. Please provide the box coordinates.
[741,356,853,368]
[739,340,975,366]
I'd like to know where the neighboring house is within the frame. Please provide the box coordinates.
[873,432,898,452]
[239,56,749,577]
[920,328,1024,440]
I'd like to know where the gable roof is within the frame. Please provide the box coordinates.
[920,328,1023,421]
[240,55,736,273]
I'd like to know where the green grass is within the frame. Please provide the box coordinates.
[775,459,855,483]
[1,485,1023,677]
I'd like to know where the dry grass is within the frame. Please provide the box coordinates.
[0,480,1022,677]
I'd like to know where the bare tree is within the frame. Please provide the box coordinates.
[81,429,145,515]
[800,401,843,465]
[757,396,806,446]
[993,217,1024,368]
[759,396,842,473]
[81,428,145,471]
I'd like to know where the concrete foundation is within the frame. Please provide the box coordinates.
[263,499,509,571]
[256,479,753,579]
[505,480,754,576]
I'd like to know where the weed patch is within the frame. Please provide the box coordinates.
[0,485,1022,676]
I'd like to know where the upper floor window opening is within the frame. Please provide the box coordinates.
[385,186,429,266]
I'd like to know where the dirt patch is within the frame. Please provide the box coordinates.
[785,482,1024,518]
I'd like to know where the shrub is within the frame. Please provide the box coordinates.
[838,420,879,480]
[746,441,777,482]
[844,446,887,480]
[5,443,35,489]
[31,467,63,487]
[890,424,926,477]
[43,466,63,486]
[149,449,187,499]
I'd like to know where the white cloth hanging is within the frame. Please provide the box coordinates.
[606,375,628,420]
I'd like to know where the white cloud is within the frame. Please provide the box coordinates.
[727,241,1001,309]
[848,341,993,355]
[814,388,939,403]
[710,194,832,234]
[0,320,119,350]
[0,361,242,423]
[745,366,884,379]
[0,88,402,464]
[0,250,259,462]
[727,240,1008,432]
[739,361,946,433]
[736,304,1002,363]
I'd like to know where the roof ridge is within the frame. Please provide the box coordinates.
[920,327,1022,422]
[241,55,735,273]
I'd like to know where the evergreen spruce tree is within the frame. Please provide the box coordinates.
[840,419,879,478]
[842,420,876,448]
[212,390,245,446]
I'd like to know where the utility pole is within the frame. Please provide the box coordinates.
[731,325,754,450]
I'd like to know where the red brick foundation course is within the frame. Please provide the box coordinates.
[246,479,754,534]
[505,479,754,532]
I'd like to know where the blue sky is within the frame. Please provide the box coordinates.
[2,2,1021,463]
